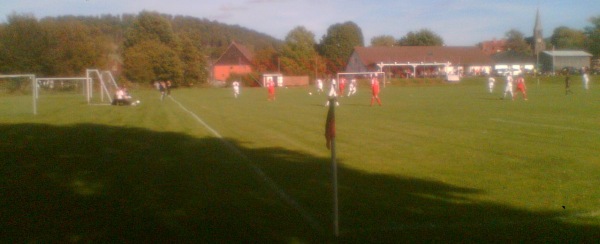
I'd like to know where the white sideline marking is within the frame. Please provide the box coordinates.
[490,118,600,135]
[168,96,323,232]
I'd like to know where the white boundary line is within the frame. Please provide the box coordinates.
[168,96,323,232]
[490,118,600,135]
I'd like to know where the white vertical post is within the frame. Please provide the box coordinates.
[31,75,37,115]
[328,98,339,237]
[100,76,105,102]
[86,69,92,103]
[87,77,92,104]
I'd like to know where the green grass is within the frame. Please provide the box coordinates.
[1,75,599,242]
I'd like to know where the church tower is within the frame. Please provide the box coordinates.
[533,8,545,56]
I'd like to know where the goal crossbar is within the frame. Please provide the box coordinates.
[36,77,89,81]
[0,74,36,79]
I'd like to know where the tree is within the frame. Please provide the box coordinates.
[252,46,278,73]
[170,15,281,60]
[124,11,176,48]
[279,26,324,77]
[550,26,585,50]
[42,19,110,76]
[504,29,532,56]
[0,14,51,74]
[370,35,396,47]
[177,34,208,86]
[0,11,288,82]
[584,15,600,58]
[397,29,444,46]
[123,12,183,83]
[318,21,364,73]
[123,40,183,83]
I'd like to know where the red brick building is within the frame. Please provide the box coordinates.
[479,39,507,56]
[212,41,254,81]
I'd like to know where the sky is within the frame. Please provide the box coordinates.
[1,0,599,46]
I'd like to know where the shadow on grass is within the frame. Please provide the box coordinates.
[1,124,598,242]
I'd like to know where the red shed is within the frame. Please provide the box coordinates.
[212,41,254,81]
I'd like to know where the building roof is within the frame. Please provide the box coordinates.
[353,46,492,66]
[479,39,507,56]
[542,50,592,57]
[491,50,536,64]
[213,41,254,66]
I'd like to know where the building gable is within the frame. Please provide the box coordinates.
[214,42,254,66]
[212,42,255,81]
[540,50,592,72]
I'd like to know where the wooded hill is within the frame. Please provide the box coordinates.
[0,12,282,85]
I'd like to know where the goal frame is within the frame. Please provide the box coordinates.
[0,69,120,115]
[86,69,119,105]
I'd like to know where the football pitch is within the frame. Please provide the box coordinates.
[1,76,599,242]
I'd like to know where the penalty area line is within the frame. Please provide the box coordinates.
[168,96,323,232]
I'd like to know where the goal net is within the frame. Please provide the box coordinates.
[36,78,88,98]
[86,69,119,105]
[33,77,91,115]
[0,74,36,116]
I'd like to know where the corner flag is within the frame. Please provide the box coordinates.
[325,98,335,149]
[325,97,339,237]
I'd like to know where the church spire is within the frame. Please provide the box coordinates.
[533,8,545,55]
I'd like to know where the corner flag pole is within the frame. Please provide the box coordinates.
[325,97,339,237]
[332,124,339,237]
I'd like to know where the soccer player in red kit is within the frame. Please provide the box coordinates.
[370,76,382,106]
[339,77,346,96]
[267,79,275,101]
[514,76,527,100]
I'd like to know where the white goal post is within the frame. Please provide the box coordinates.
[0,74,37,115]
[86,69,119,105]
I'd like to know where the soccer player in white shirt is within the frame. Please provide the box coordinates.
[503,74,514,100]
[488,76,495,93]
[232,81,240,98]
[316,79,324,94]
[325,79,339,106]
[583,72,590,90]
[348,79,357,96]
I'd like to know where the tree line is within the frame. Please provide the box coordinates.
[1,11,599,86]
[0,11,281,86]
